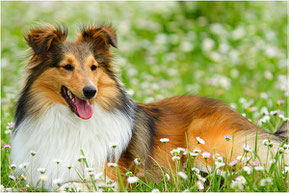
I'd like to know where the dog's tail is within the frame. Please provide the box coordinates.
[274,121,289,139]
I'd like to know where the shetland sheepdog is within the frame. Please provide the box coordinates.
[11,24,288,190]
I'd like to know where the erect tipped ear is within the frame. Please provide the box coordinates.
[78,25,117,49]
[25,24,68,55]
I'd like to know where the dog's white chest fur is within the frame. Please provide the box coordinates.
[11,104,133,188]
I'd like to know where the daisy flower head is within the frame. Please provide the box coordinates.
[197,174,206,182]
[19,162,29,169]
[279,114,286,120]
[9,175,16,181]
[270,110,279,116]
[243,166,251,175]
[9,164,17,170]
[263,139,269,146]
[283,166,289,173]
[3,144,11,150]
[165,173,170,181]
[202,152,211,159]
[260,177,273,186]
[217,156,224,162]
[196,137,205,144]
[53,159,62,164]
[171,149,180,156]
[172,156,181,162]
[215,161,225,169]
[191,167,200,174]
[67,165,73,170]
[94,172,104,180]
[260,107,269,115]
[177,147,186,154]
[178,172,188,180]
[107,162,118,168]
[237,155,250,163]
[243,144,252,152]
[269,159,276,164]
[196,180,204,190]
[254,166,264,171]
[137,172,145,177]
[127,176,139,184]
[230,180,244,190]
[213,153,220,160]
[151,189,160,193]
[193,149,201,154]
[37,168,46,174]
[277,99,285,106]
[77,155,86,162]
[21,174,26,181]
[134,158,141,165]
[53,179,63,187]
[4,129,12,135]
[190,152,199,158]
[265,139,273,147]
[239,97,247,104]
[278,147,284,153]
[6,122,15,129]
[283,144,289,150]
[251,161,259,166]
[111,144,118,149]
[236,175,246,184]
[125,171,133,177]
[160,138,169,144]
[224,135,232,141]
[85,168,95,176]
[30,150,37,156]
[229,160,237,166]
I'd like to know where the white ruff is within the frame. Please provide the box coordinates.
[11,104,133,189]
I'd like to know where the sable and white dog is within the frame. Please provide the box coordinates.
[11,24,288,190]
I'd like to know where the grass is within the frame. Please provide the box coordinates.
[1,1,288,192]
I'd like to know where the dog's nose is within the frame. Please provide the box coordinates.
[83,86,97,99]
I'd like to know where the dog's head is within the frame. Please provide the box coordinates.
[24,24,121,120]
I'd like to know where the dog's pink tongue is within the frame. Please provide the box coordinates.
[74,97,93,120]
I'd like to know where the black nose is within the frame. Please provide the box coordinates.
[83,86,97,99]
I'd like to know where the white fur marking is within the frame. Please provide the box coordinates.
[11,104,133,189]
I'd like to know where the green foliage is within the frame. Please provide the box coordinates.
[1,1,287,192]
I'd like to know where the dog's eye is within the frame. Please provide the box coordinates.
[63,64,74,71]
[91,65,97,71]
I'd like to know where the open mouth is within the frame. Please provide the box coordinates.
[61,86,93,120]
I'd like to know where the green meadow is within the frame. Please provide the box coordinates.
[1,2,288,192]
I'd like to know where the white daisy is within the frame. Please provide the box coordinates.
[107,163,118,168]
[236,176,246,184]
[243,166,251,175]
[178,172,188,180]
[160,138,169,144]
[196,180,204,190]
[202,152,210,159]
[196,137,205,144]
[127,176,139,184]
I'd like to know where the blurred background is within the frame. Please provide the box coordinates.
[1,1,287,125]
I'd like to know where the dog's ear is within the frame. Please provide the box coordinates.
[25,25,68,55]
[78,25,117,50]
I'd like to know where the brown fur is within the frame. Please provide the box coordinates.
[109,96,286,184]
